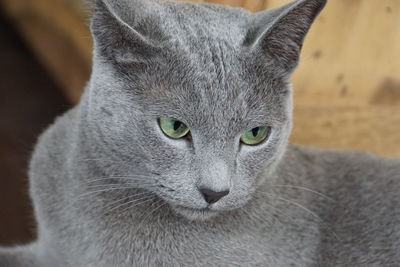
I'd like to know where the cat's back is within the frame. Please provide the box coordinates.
[287,146,400,266]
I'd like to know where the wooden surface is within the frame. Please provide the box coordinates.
[0,16,70,245]
[0,0,92,103]
[273,0,400,157]
[1,0,399,157]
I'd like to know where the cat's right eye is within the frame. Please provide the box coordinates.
[240,126,271,146]
[159,117,190,139]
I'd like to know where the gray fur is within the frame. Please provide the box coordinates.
[1,0,399,266]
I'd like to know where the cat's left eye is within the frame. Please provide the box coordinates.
[159,117,190,139]
[240,126,271,146]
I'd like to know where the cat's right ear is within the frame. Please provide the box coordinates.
[245,0,327,73]
[88,0,162,65]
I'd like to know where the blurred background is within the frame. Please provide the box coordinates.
[0,0,399,246]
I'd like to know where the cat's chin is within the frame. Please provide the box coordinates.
[172,206,220,221]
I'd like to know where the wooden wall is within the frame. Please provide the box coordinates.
[1,0,399,157]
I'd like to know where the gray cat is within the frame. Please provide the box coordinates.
[1,0,399,266]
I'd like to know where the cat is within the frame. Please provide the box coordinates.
[1,0,399,266]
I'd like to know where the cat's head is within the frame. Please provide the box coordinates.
[84,0,326,220]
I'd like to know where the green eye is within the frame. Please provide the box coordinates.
[159,117,190,139]
[240,126,271,146]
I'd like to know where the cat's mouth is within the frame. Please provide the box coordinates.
[173,205,219,221]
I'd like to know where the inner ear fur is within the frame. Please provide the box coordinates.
[90,0,164,65]
[246,0,327,72]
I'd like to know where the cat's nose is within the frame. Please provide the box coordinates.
[200,188,230,204]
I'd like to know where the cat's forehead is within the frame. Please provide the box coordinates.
[160,1,252,47]
[143,47,289,135]
[145,2,287,105]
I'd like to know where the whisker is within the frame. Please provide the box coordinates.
[135,200,167,232]
[83,175,156,185]
[239,207,273,226]
[79,158,123,163]
[86,182,155,189]
[257,191,322,221]
[75,186,144,200]
[101,195,136,211]
[262,202,293,223]
[271,185,335,202]
[100,191,150,212]
[274,196,322,220]
[256,190,340,241]
[77,158,137,167]
[276,196,340,241]
[117,195,158,215]
[103,195,154,214]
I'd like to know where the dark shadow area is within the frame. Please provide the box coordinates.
[0,12,70,245]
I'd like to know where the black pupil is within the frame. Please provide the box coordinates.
[252,127,260,137]
[173,121,182,131]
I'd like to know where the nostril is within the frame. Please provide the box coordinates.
[200,188,230,204]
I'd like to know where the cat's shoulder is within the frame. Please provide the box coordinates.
[285,146,400,265]
[283,144,400,207]
[29,106,80,177]
[287,144,400,179]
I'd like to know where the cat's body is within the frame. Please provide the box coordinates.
[2,106,400,266]
[1,0,399,266]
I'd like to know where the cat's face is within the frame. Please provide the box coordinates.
[85,0,325,220]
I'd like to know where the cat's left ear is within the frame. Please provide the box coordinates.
[89,0,163,65]
[246,0,327,73]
